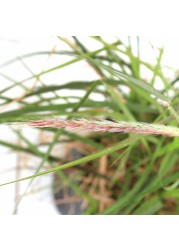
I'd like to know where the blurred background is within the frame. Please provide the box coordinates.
[1,37,179,215]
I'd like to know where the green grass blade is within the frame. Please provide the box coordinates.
[0,134,142,187]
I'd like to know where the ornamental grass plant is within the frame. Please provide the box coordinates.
[1,37,179,214]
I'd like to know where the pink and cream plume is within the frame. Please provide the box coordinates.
[9,118,179,137]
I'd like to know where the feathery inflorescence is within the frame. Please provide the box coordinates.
[9,118,179,137]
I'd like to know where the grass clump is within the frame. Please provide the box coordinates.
[1,36,179,214]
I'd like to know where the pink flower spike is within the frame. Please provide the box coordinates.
[8,118,179,138]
